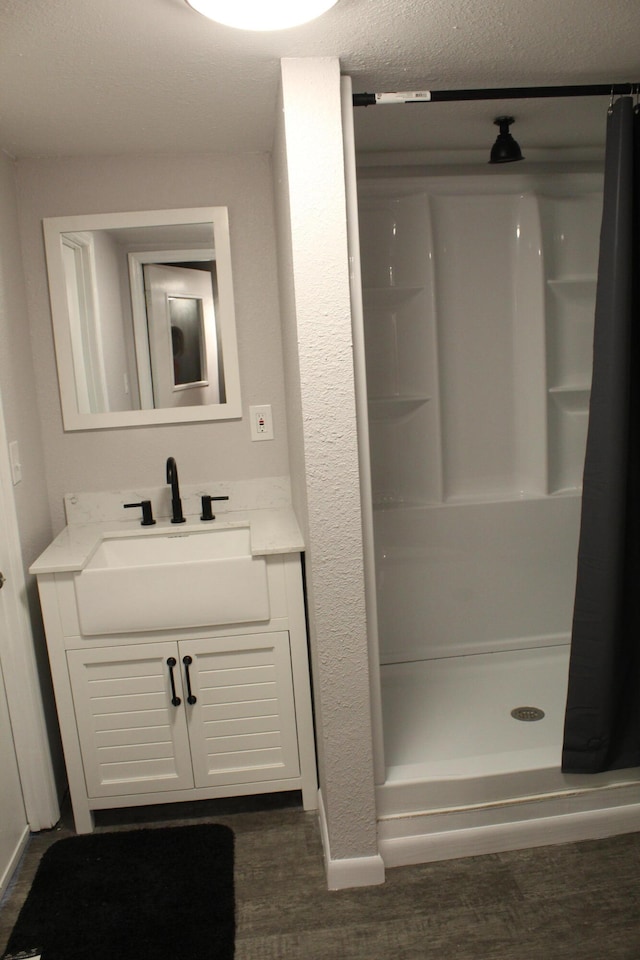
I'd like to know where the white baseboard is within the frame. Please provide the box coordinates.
[379,801,640,868]
[0,825,29,902]
[317,789,385,889]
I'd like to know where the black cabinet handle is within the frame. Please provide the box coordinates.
[167,657,181,706]
[183,655,197,705]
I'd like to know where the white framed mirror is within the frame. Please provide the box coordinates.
[42,207,242,430]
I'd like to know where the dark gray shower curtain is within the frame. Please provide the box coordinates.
[562,96,640,773]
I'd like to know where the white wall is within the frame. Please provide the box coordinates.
[0,151,63,811]
[0,155,55,571]
[0,655,27,896]
[16,153,290,532]
[274,59,380,880]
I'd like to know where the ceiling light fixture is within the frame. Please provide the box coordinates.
[184,0,339,30]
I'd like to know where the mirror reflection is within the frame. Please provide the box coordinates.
[43,207,241,430]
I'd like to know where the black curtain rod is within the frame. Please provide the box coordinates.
[353,83,640,107]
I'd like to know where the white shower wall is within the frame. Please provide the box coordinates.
[359,169,603,666]
[375,496,581,664]
[356,165,640,869]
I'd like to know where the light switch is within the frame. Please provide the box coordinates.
[8,440,22,484]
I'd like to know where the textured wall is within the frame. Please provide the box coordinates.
[272,80,327,791]
[16,153,289,532]
[277,58,378,862]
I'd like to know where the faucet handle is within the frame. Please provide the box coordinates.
[200,495,229,522]
[124,500,156,526]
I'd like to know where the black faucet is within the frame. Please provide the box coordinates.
[166,457,186,523]
[123,499,155,526]
[200,494,230,521]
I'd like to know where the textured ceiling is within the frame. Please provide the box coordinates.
[1,0,639,159]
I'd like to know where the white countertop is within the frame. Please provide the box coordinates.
[30,506,305,575]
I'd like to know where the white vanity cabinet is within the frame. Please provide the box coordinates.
[35,547,317,834]
[67,632,301,798]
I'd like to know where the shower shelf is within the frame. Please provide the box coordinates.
[547,277,597,297]
[368,396,430,420]
[372,496,432,511]
[548,386,590,413]
[551,486,583,497]
[362,286,425,307]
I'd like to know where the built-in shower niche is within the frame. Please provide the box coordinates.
[359,172,602,507]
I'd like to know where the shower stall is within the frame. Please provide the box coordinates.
[356,164,640,865]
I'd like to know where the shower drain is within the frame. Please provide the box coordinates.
[511,706,545,722]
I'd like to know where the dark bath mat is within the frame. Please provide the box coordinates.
[2,823,235,960]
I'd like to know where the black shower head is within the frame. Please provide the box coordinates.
[489,116,524,164]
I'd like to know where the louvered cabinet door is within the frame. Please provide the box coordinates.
[181,632,301,788]
[67,642,194,798]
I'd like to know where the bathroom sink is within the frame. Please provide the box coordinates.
[74,525,270,635]
[87,525,253,568]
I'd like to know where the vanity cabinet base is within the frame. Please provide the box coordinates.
[37,553,318,834]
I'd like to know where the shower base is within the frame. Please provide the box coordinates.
[377,645,640,867]
[382,644,569,786]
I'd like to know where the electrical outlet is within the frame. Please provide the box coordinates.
[250,404,274,441]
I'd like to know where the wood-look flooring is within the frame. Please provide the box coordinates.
[1,792,640,959]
